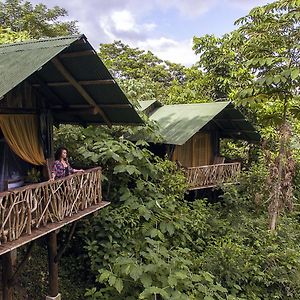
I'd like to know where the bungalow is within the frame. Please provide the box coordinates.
[138,100,260,190]
[0,34,142,300]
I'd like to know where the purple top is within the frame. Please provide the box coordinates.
[52,160,74,179]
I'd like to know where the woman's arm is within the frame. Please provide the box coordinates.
[68,163,83,174]
[50,162,58,181]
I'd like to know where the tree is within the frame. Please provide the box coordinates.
[98,41,187,104]
[99,41,185,84]
[193,33,253,101]
[165,66,214,104]
[233,0,300,230]
[0,0,78,38]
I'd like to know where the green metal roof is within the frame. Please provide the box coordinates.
[0,35,143,125]
[138,100,158,111]
[137,100,162,116]
[138,100,260,145]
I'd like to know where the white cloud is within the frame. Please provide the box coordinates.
[227,0,270,10]
[27,0,258,65]
[98,10,197,66]
[99,9,156,42]
[154,0,218,17]
[111,10,136,32]
[136,37,197,66]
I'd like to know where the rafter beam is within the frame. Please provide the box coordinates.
[51,104,131,109]
[30,76,87,125]
[59,50,96,58]
[32,79,115,87]
[213,120,236,140]
[222,130,255,134]
[51,57,112,127]
[52,107,96,115]
[30,75,68,108]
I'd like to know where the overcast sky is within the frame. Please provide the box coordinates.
[30,0,271,65]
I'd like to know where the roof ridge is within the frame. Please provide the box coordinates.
[0,34,83,49]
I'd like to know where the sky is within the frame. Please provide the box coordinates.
[30,0,271,66]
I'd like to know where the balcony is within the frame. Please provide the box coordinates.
[0,167,108,255]
[185,162,241,190]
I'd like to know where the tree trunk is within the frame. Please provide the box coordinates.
[269,100,288,231]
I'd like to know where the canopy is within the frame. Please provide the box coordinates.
[138,100,260,145]
[0,35,143,126]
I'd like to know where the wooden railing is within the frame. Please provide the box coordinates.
[186,162,241,190]
[0,167,102,244]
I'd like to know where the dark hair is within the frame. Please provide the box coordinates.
[55,147,68,160]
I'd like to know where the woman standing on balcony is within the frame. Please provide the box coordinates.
[50,147,83,180]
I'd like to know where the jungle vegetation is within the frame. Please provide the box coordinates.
[1,0,300,299]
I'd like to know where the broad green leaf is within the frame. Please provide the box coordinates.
[168,275,177,287]
[98,270,110,282]
[291,69,299,80]
[108,275,116,286]
[115,278,123,293]
[140,274,152,288]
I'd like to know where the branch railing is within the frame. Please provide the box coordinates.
[0,167,102,244]
[186,162,241,190]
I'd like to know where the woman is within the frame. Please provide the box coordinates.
[50,147,83,180]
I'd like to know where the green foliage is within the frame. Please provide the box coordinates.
[0,26,30,44]
[98,41,190,104]
[165,67,214,104]
[98,41,185,84]
[87,248,232,300]
[6,0,300,298]
[53,124,237,299]
[50,1,300,295]
[0,0,78,38]
[200,212,300,300]
[53,124,300,300]
[17,242,90,300]
[25,167,41,183]
[119,78,166,103]
[220,140,251,165]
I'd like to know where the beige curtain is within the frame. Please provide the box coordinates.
[0,114,46,165]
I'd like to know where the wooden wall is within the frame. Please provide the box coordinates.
[172,132,213,167]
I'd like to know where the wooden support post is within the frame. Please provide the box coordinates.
[47,232,59,299]
[2,250,17,300]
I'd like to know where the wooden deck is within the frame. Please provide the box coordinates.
[0,201,109,256]
[186,162,241,190]
[0,167,106,254]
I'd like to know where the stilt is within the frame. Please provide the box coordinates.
[2,250,17,300]
[46,231,61,300]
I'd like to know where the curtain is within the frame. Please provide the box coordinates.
[0,115,46,165]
